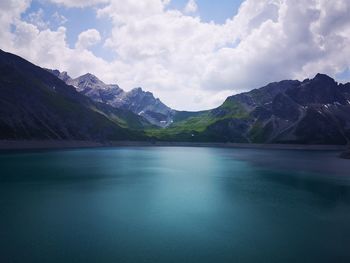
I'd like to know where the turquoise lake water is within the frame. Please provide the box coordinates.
[1,147,350,263]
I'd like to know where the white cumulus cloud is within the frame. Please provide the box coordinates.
[184,0,197,14]
[48,0,108,8]
[75,29,101,50]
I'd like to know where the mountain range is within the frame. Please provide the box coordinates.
[148,75,350,145]
[1,49,350,145]
[47,69,175,127]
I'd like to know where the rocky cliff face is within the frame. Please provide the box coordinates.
[112,87,174,127]
[209,74,350,144]
[49,70,175,127]
[45,69,72,83]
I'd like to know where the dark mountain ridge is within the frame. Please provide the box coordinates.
[0,49,149,141]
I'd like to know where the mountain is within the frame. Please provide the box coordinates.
[0,49,150,141]
[3,49,350,145]
[49,70,175,127]
[148,74,350,145]
[112,87,174,127]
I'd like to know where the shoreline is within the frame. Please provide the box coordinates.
[0,140,347,152]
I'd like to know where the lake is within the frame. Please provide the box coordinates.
[1,147,350,263]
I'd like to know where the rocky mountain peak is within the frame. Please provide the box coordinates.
[59,71,71,82]
[285,73,344,105]
[78,73,103,85]
[313,73,336,84]
[129,87,145,94]
[44,68,72,83]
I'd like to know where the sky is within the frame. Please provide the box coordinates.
[1,0,350,110]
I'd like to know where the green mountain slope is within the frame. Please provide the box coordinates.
[146,99,249,141]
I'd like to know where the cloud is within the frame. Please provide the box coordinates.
[0,0,31,50]
[26,8,49,30]
[75,29,101,49]
[48,0,108,8]
[52,12,68,25]
[96,0,234,109]
[184,0,197,14]
[1,0,350,110]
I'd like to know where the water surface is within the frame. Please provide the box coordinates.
[1,147,350,263]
